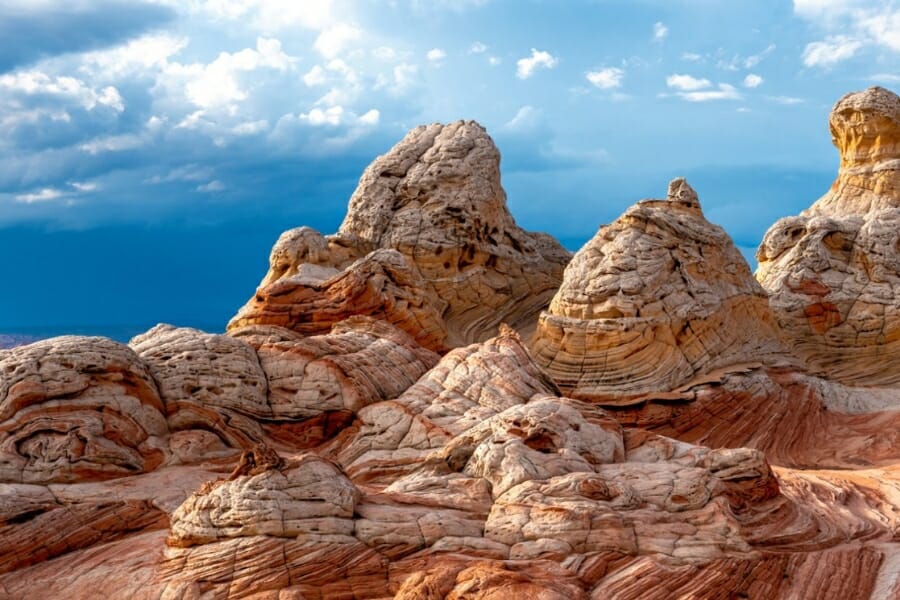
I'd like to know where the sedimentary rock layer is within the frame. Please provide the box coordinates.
[0,336,168,483]
[229,121,571,347]
[532,178,790,401]
[757,87,900,385]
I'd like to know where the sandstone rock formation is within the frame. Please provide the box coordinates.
[0,336,168,483]
[4,90,900,599]
[757,86,900,385]
[531,178,791,401]
[229,120,571,347]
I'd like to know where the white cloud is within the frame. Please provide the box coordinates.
[678,83,741,102]
[184,37,294,108]
[872,73,900,82]
[0,71,125,112]
[232,119,269,135]
[469,41,488,54]
[426,48,447,62]
[372,46,397,60]
[393,63,419,91]
[70,182,97,192]
[795,0,899,66]
[79,133,144,154]
[743,44,776,68]
[314,24,362,58]
[488,56,502,66]
[653,22,668,40]
[197,180,225,193]
[303,65,327,86]
[586,67,624,89]
[79,34,188,78]
[299,106,345,126]
[15,188,63,203]
[681,52,703,62]
[201,0,337,33]
[666,74,711,91]
[298,105,379,128]
[358,109,380,125]
[766,95,805,105]
[505,105,539,130]
[802,35,862,66]
[516,48,557,79]
[144,164,214,184]
[743,73,764,88]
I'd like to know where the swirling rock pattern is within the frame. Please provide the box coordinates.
[532,178,791,401]
[230,247,450,353]
[757,87,900,385]
[3,90,900,599]
[229,121,571,348]
[0,336,168,483]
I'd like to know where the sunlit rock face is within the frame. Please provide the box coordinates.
[7,90,900,599]
[229,120,571,348]
[757,87,900,385]
[0,337,168,483]
[807,86,900,216]
[531,178,791,401]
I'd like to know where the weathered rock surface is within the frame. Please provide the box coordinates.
[757,87,900,385]
[5,89,900,599]
[532,178,791,401]
[229,120,571,347]
[0,336,168,483]
[130,324,270,448]
[230,247,450,352]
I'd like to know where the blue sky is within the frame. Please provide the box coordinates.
[1,0,898,332]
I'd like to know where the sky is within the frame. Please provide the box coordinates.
[0,0,898,334]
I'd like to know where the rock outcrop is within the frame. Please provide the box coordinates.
[4,89,900,599]
[0,336,168,483]
[531,178,791,401]
[229,120,571,347]
[757,86,900,385]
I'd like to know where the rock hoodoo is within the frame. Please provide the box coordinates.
[229,120,571,347]
[3,92,900,599]
[757,86,900,385]
[531,178,790,401]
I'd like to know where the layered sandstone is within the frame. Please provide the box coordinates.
[229,120,571,347]
[531,178,791,401]
[3,89,900,599]
[757,87,900,385]
[0,336,168,483]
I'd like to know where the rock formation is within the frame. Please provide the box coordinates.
[229,120,571,347]
[4,91,900,599]
[531,178,791,401]
[757,86,900,385]
[0,336,168,483]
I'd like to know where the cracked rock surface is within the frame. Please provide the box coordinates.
[3,94,900,599]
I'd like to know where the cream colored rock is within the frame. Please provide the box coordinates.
[229,248,450,353]
[757,87,900,385]
[532,178,791,401]
[255,316,439,420]
[460,398,624,497]
[230,121,571,348]
[805,86,900,217]
[334,326,560,483]
[0,336,168,483]
[168,451,359,547]
[130,324,269,447]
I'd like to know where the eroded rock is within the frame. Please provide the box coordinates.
[532,179,791,401]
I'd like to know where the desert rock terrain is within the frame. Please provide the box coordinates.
[2,87,900,599]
